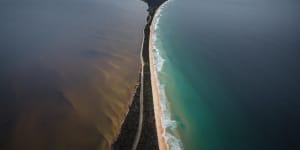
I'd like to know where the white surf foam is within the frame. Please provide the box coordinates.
[151,1,184,149]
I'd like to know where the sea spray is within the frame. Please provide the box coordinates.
[152,1,184,149]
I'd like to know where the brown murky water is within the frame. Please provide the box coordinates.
[0,0,147,149]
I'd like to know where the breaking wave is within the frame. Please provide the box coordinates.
[151,1,184,150]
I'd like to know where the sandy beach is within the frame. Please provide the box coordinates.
[149,5,168,150]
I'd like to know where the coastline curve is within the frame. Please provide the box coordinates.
[149,1,184,149]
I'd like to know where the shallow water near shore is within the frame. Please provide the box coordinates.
[153,0,300,149]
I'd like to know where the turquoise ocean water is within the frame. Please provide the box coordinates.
[152,0,300,150]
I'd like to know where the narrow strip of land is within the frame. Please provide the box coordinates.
[131,28,145,150]
[113,1,167,149]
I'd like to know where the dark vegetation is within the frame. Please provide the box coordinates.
[113,0,167,149]
[113,77,141,149]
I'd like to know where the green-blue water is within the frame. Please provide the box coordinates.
[152,0,300,149]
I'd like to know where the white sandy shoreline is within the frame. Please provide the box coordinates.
[149,2,169,150]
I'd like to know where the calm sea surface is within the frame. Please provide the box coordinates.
[0,0,146,149]
[153,0,300,149]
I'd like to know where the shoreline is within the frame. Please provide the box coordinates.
[113,0,168,149]
[149,2,168,150]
